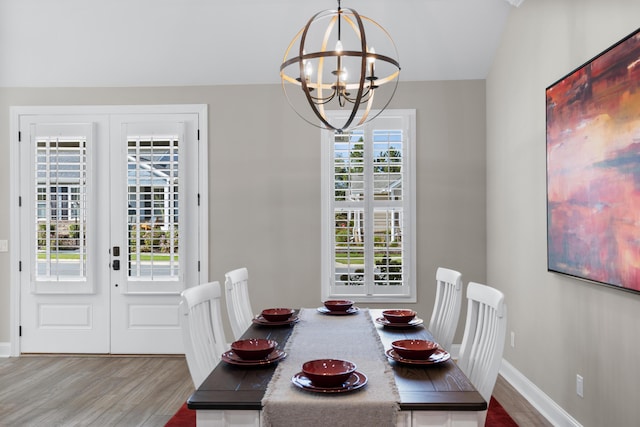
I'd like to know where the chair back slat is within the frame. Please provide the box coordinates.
[428,267,463,350]
[458,281,507,403]
[225,267,255,340]
[180,281,227,388]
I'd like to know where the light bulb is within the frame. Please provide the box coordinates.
[341,67,348,82]
[335,40,343,53]
[367,47,376,64]
[367,47,376,77]
[305,61,313,78]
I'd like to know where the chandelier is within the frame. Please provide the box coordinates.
[280,0,400,132]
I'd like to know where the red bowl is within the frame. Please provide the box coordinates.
[323,299,354,312]
[302,359,357,387]
[391,339,439,360]
[230,338,277,360]
[261,308,295,322]
[382,309,417,323]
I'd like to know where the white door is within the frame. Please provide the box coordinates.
[18,119,110,353]
[16,106,206,354]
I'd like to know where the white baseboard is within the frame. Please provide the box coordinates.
[0,342,10,358]
[500,359,582,427]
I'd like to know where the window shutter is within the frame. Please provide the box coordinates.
[322,110,416,302]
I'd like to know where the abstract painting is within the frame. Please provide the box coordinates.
[546,27,640,293]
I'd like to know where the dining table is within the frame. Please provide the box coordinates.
[187,307,487,426]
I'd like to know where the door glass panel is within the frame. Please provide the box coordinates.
[127,137,180,280]
[35,138,87,281]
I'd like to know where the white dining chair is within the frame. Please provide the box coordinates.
[180,281,228,388]
[458,282,507,406]
[224,267,255,340]
[428,267,463,351]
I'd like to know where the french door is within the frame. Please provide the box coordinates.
[14,106,207,354]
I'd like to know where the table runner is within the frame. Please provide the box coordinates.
[262,308,399,427]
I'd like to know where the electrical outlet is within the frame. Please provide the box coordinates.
[576,374,584,398]
[510,331,515,348]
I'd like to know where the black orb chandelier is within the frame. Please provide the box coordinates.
[280,0,400,132]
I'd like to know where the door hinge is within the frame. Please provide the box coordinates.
[197,193,200,206]
[197,129,200,141]
[19,326,22,337]
[197,261,201,272]
[18,196,22,207]
[18,261,22,272]
[18,131,21,142]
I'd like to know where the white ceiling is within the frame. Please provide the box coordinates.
[0,0,514,88]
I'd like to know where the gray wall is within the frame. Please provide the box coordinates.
[487,0,640,426]
[0,80,487,344]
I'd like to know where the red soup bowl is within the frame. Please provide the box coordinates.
[261,308,295,322]
[302,359,357,387]
[323,299,354,312]
[391,339,439,360]
[382,309,417,324]
[230,338,277,360]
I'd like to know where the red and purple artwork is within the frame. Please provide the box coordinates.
[547,27,640,293]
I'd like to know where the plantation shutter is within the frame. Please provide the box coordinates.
[127,136,180,280]
[322,110,416,302]
[31,123,95,294]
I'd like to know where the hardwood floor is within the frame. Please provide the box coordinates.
[0,355,552,426]
[0,355,194,426]
[493,374,554,426]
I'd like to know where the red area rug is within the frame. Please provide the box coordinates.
[166,396,518,426]
[165,403,194,427]
[487,396,519,426]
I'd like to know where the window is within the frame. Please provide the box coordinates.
[35,130,90,282]
[127,136,180,279]
[321,110,416,302]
